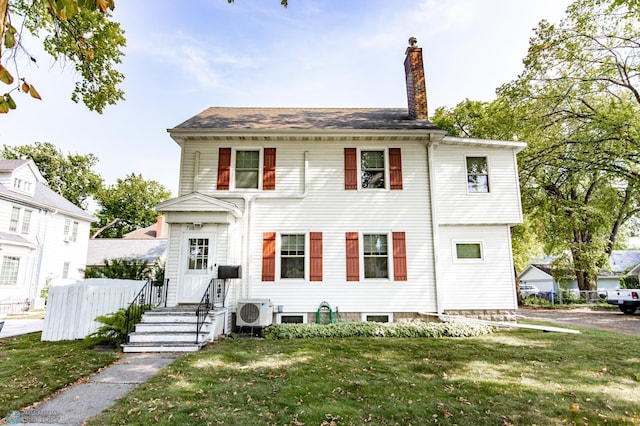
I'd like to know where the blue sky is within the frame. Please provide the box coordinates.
[0,0,570,198]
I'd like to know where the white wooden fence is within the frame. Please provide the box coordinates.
[41,279,145,341]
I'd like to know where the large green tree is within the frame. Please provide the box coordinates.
[1,0,124,113]
[93,173,171,238]
[497,0,640,290]
[1,141,102,208]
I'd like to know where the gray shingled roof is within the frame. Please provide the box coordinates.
[0,159,30,172]
[86,239,167,266]
[171,107,441,131]
[0,181,94,221]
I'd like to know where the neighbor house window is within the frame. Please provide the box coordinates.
[456,243,483,260]
[361,151,385,189]
[235,150,260,189]
[64,219,79,242]
[0,256,20,285]
[466,156,489,193]
[21,210,32,234]
[9,207,20,232]
[363,234,388,278]
[62,262,70,279]
[281,234,305,279]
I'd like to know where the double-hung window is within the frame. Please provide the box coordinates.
[235,150,260,189]
[466,156,489,193]
[64,219,79,242]
[0,256,20,286]
[9,207,20,232]
[363,234,389,278]
[21,210,32,234]
[280,234,305,279]
[361,151,386,189]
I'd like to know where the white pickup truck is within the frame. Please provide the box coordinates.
[606,289,640,314]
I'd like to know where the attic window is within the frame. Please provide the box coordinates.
[13,178,22,190]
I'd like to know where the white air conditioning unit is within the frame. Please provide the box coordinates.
[237,299,273,327]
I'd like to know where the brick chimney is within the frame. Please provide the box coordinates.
[156,215,166,238]
[404,36,428,120]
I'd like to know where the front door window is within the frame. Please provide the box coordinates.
[188,238,209,272]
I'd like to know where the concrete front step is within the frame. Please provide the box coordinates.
[128,330,209,343]
[135,322,212,333]
[122,341,206,353]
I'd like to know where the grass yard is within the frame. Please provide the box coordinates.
[0,333,119,418]
[88,326,640,426]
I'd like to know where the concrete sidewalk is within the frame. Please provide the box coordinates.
[0,318,44,338]
[8,353,180,426]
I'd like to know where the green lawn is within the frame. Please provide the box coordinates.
[0,333,119,418]
[88,326,640,425]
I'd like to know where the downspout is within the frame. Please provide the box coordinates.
[194,151,201,192]
[224,150,309,300]
[427,142,443,314]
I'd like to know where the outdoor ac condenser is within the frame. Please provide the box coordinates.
[236,299,273,327]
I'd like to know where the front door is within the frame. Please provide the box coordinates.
[179,233,216,303]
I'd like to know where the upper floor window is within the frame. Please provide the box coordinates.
[466,156,489,193]
[217,147,276,191]
[235,150,260,189]
[9,207,20,232]
[62,262,70,279]
[64,219,79,242]
[13,178,22,190]
[21,210,32,234]
[361,151,385,189]
[345,148,403,190]
[0,256,20,286]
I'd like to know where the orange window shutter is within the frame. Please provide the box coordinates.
[263,148,276,190]
[262,232,276,281]
[217,148,231,190]
[344,148,358,190]
[345,232,360,281]
[310,232,323,281]
[389,148,403,190]
[393,232,407,281]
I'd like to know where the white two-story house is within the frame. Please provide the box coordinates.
[158,40,525,323]
[0,159,95,310]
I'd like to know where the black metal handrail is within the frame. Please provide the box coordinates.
[124,278,169,342]
[195,278,229,343]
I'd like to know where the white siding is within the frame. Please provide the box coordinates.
[438,225,517,310]
[237,140,437,314]
[433,146,522,225]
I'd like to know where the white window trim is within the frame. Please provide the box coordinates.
[358,147,390,191]
[230,148,264,191]
[361,313,394,323]
[276,232,309,282]
[9,206,20,233]
[360,231,394,281]
[464,155,490,195]
[452,240,485,263]
[276,313,308,324]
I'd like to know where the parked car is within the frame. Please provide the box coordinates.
[520,284,540,298]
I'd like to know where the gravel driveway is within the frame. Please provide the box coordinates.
[519,307,640,337]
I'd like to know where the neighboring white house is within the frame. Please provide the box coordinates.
[157,39,526,322]
[518,251,640,294]
[0,159,95,310]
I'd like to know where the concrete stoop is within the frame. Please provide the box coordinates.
[122,306,220,353]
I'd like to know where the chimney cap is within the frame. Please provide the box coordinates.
[408,36,418,48]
